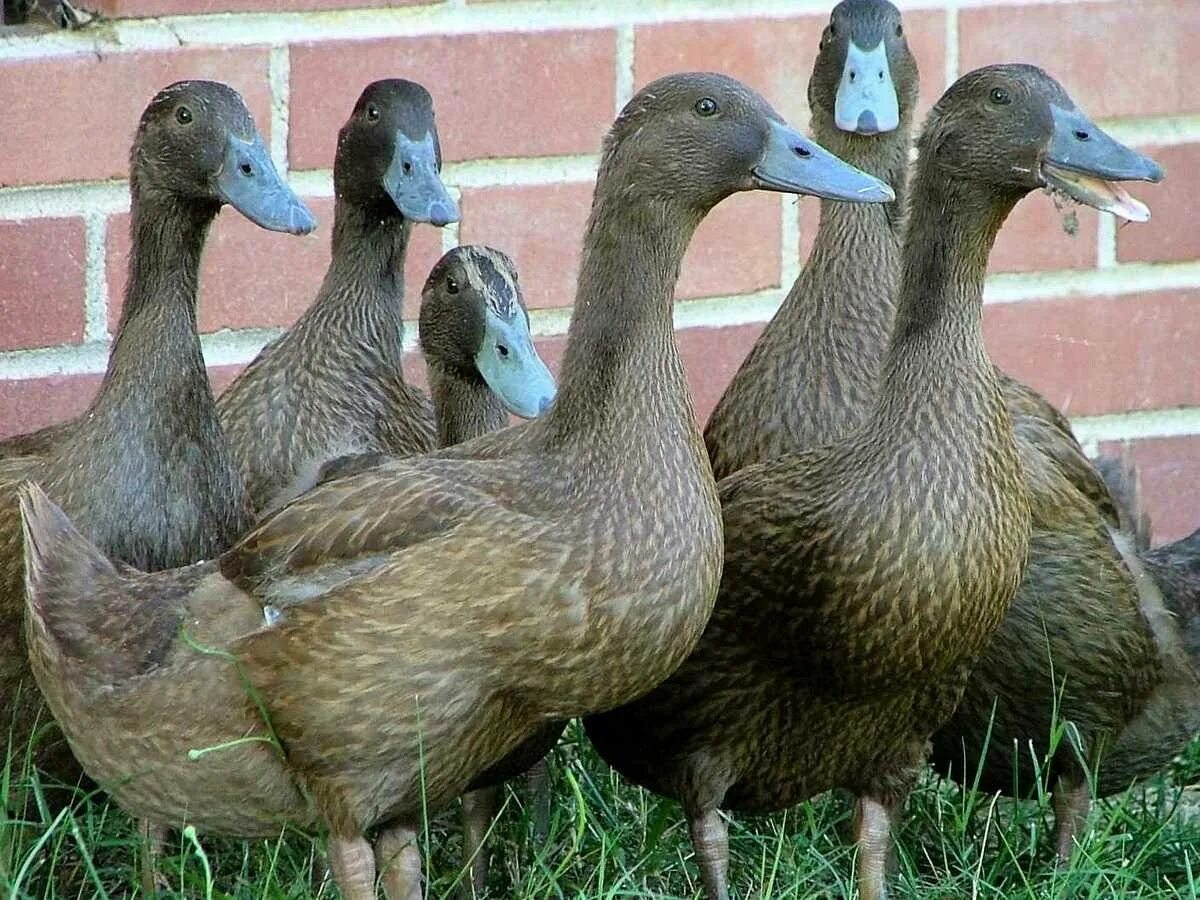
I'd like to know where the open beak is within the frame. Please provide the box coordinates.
[383,131,460,227]
[215,134,316,235]
[474,309,556,419]
[752,119,894,203]
[1041,105,1163,223]
[834,40,900,135]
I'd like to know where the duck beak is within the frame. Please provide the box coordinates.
[834,40,900,135]
[216,134,316,235]
[383,132,461,227]
[752,119,894,203]
[474,308,557,419]
[1041,105,1163,223]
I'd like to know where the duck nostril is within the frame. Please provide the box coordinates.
[1074,129,1090,141]
[794,145,812,159]
[877,69,885,81]
[849,70,857,83]
[402,161,412,175]
[240,162,254,177]
[497,343,509,358]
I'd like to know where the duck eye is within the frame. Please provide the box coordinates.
[446,276,459,294]
[989,87,1011,106]
[366,104,381,122]
[175,106,193,125]
[694,97,718,117]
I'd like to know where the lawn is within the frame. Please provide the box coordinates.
[3,723,1199,899]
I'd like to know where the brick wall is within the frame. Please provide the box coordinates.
[1,0,1198,541]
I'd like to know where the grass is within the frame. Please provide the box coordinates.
[3,723,1199,899]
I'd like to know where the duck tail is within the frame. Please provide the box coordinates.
[19,482,124,678]
[1142,526,1200,663]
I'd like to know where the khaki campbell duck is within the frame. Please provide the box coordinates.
[18,72,891,899]
[217,79,471,515]
[0,80,313,794]
[586,64,1164,900]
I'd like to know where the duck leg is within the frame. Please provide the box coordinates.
[327,834,377,900]
[687,807,730,900]
[1053,776,1090,865]
[525,757,552,841]
[138,819,167,896]
[461,785,501,897]
[853,796,897,900]
[374,825,423,900]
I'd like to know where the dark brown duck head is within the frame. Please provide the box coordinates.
[334,79,459,227]
[918,64,1162,223]
[133,80,315,235]
[596,71,895,216]
[809,0,919,142]
[419,245,555,437]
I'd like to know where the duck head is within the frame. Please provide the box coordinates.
[134,80,316,235]
[601,71,894,213]
[335,79,459,227]
[920,64,1162,221]
[420,246,556,419]
[810,0,919,139]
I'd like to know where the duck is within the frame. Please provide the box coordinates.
[216,79,480,515]
[17,72,893,899]
[0,80,314,791]
[585,64,1165,900]
[704,0,918,479]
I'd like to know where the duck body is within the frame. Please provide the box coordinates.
[1,81,313,785]
[218,80,459,513]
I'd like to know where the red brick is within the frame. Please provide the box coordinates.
[107,198,446,334]
[0,49,272,187]
[0,373,101,439]
[289,30,616,169]
[960,1,1200,120]
[635,10,946,129]
[985,289,1200,419]
[95,0,423,16]
[679,192,781,299]
[1098,436,1200,544]
[459,182,592,311]
[988,191,1098,274]
[0,218,87,351]
[1116,143,1200,265]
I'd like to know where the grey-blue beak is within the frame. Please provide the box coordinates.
[475,309,556,419]
[384,132,460,227]
[215,134,316,235]
[1042,105,1163,222]
[834,40,900,135]
[753,119,894,203]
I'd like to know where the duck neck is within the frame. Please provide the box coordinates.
[779,125,910,331]
[428,362,507,448]
[95,181,217,421]
[546,193,699,444]
[874,163,1021,422]
[308,199,412,373]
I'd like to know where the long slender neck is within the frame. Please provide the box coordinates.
[305,199,412,372]
[874,161,1021,422]
[93,179,216,419]
[545,193,699,444]
[428,363,507,447]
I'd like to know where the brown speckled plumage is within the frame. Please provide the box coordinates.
[16,72,838,898]
[218,80,452,514]
[0,82,304,788]
[587,64,1103,900]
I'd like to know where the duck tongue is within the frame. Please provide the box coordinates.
[1042,161,1151,223]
